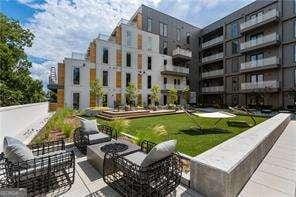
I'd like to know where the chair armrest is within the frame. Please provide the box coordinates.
[140,140,156,153]
[98,124,117,139]
[28,139,65,156]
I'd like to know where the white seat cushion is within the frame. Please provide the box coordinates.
[81,119,99,134]
[124,151,147,166]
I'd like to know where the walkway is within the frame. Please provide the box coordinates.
[239,121,296,197]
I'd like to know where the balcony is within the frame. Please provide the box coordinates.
[201,85,224,93]
[162,84,189,91]
[240,9,279,33]
[241,80,279,92]
[240,33,280,53]
[161,65,189,77]
[240,56,280,73]
[172,48,192,63]
[201,53,223,64]
[201,36,224,49]
[201,69,224,79]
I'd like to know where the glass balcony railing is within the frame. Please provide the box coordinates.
[172,48,192,58]
[161,65,189,75]
[201,36,223,49]
[240,9,279,31]
[241,80,279,90]
[240,33,279,51]
[162,84,189,91]
[240,56,279,71]
[201,69,224,78]
[202,86,224,93]
[201,53,223,63]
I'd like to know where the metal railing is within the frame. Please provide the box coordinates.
[241,80,279,90]
[240,56,279,70]
[172,48,192,58]
[201,36,223,49]
[201,53,223,63]
[162,65,189,74]
[240,9,279,31]
[240,33,279,50]
[201,69,224,78]
[202,86,224,93]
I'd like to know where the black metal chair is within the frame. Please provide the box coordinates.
[103,140,183,197]
[73,124,117,154]
[0,139,75,196]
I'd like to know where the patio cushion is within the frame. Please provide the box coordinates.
[81,119,99,134]
[88,133,110,145]
[3,136,34,163]
[141,140,176,167]
[124,151,147,166]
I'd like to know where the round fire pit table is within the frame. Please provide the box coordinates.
[100,143,128,153]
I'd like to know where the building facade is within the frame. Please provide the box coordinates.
[54,0,296,110]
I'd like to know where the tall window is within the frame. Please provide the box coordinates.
[232,40,238,54]
[103,71,108,86]
[147,75,151,89]
[147,56,152,70]
[294,21,296,38]
[127,31,132,46]
[148,37,152,51]
[163,95,167,105]
[103,95,108,107]
[163,41,168,55]
[250,33,263,41]
[186,32,190,44]
[126,73,131,87]
[294,45,296,62]
[148,18,152,32]
[251,74,263,82]
[250,53,263,63]
[160,22,167,37]
[294,69,296,86]
[126,52,131,67]
[164,59,167,66]
[73,93,80,109]
[73,67,80,85]
[103,48,108,64]
[177,28,181,42]
[163,77,167,84]
[231,22,239,38]
[294,0,296,13]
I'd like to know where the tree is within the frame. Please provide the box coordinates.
[0,13,46,106]
[151,85,161,106]
[183,87,191,106]
[125,83,138,106]
[89,80,104,107]
[168,88,178,105]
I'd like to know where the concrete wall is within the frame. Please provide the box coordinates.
[190,113,291,197]
[0,102,50,151]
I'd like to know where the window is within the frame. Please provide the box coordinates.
[294,21,296,38]
[177,79,180,85]
[103,95,108,107]
[126,73,131,87]
[164,59,167,66]
[177,28,181,42]
[232,77,238,92]
[163,95,167,105]
[163,77,167,84]
[103,48,108,64]
[231,23,239,38]
[294,45,296,62]
[148,18,152,32]
[160,22,167,37]
[251,74,263,82]
[163,41,168,55]
[148,37,152,51]
[147,95,151,105]
[103,71,108,86]
[174,79,177,85]
[186,32,190,44]
[294,0,296,13]
[73,93,80,109]
[250,53,263,63]
[126,52,131,67]
[231,40,238,54]
[147,56,152,70]
[294,69,296,85]
[250,33,263,41]
[73,67,80,85]
[147,75,151,89]
[127,31,132,46]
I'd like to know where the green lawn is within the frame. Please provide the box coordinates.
[96,114,266,156]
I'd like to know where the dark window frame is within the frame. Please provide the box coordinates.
[126,52,131,67]
[103,48,108,64]
[73,67,80,85]
[73,92,80,110]
[148,18,152,32]
[126,73,131,87]
[103,71,108,86]
[148,56,152,70]
[147,75,151,89]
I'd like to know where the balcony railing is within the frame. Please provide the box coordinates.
[202,86,224,93]
[162,84,189,91]
[240,33,279,50]
[201,36,223,49]
[201,69,224,78]
[162,65,189,75]
[240,56,279,71]
[71,52,86,60]
[172,48,192,58]
[241,80,279,90]
[240,9,279,31]
[202,53,223,63]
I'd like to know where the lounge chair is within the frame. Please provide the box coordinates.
[103,140,182,197]
[0,137,75,196]
[73,119,117,154]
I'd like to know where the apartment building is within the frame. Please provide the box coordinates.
[55,6,199,109]
[198,0,296,109]
[53,0,296,110]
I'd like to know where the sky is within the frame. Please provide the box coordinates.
[1,0,255,89]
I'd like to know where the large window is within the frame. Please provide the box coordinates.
[294,45,296,62]
[147,56,152,70]
[294,21,296,38]
[148,37,152,51]
[126,52,131,67]
[177,28,181,42]
[73,93,80,109]
[147,75,151,89]
[186,32,190,44]
[163,41,168,55]
[163,77,167,84]
[103,95,108,107]
[160,22,167,37]
[250,53,263,63]
[103,71,108,86]
[231,40,238,54]
[148,18,152,32]
[126,73,131,87]
[230,22,239,38]
[73,67,80,85]
[127,30,132,46]
[294,69,296,86]
[103,48,108,64]
[251,74,263,83]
